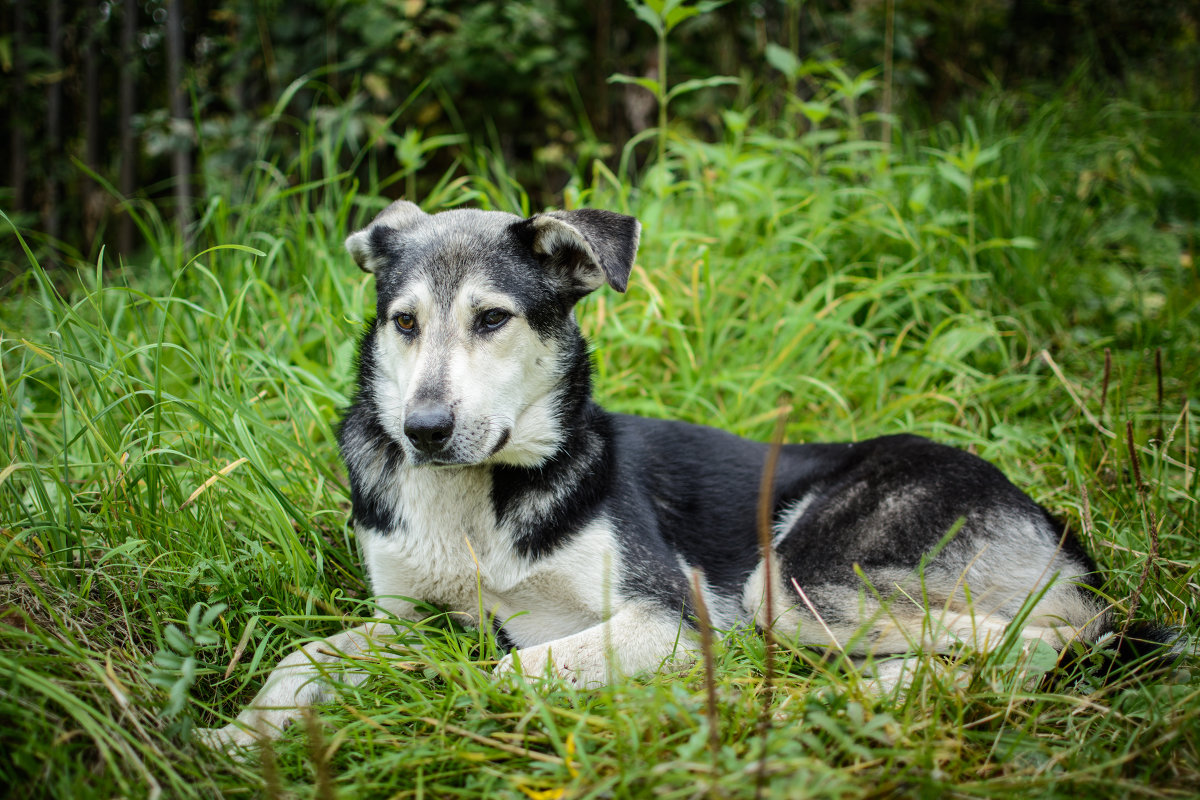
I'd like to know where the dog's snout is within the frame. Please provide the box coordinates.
[404,405,455,454]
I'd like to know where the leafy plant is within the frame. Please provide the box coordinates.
[609,0,737,183]
[149,602,227,718]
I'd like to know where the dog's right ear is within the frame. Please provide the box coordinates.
[516,209,641,297]
[344,200,428,273]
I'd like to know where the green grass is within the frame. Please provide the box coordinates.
[1,64,1198,798]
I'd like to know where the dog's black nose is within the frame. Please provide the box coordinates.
[404,406,454,454]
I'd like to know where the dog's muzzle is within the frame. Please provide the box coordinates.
[404,404,454,456]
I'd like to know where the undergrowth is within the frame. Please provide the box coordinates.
[1,45,1198,800]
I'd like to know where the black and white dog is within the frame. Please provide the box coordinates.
[202,200,1126,748]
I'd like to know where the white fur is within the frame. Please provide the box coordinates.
[495,601,694,688]
[199,462,648,746]
[194,611,413,749]
[529,215,607,292]
[373,276,564,467]
[772,492,815,547]
[677,557,745,631]
[741,530,1104,661]
[344,200,428,272]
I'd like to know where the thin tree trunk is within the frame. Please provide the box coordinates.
[233,5,249,111]
[166,0,191,237]
[44,0,63,246]
[592,0,611,138]
[118,0,137,255]
[10,0,27,212]
[85,3,102,248]
[881,0,894,150]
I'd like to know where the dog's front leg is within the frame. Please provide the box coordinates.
[495,603,693,688]
[197,612,413,751]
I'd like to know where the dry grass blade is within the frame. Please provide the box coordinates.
[1043,349,1116,438]
[1127,420,1146,497]
[417,717,565,766]
[754,402,789,800]
[180,457,249,510]
[689,570,721,766]
[304,708,338,800]
[1122,420,1162,632]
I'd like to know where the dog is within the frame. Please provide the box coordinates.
[200,200,1138,749]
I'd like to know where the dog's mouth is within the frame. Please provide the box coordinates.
[488,428,512,457]
[403,426,513,467]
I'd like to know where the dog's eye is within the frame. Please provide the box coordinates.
[394,313,417,333]
[479,309,511,331]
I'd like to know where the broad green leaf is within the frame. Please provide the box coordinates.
[765,43,801,79]
[663,5,701,32]
[799,101,831,125]
[976,142,1003,167]
[626,1,665,34]
[908,181,932,214]
[608,73,662,96]
[666,76,738,102]
[936,161,972,194]
[164,624,190,655]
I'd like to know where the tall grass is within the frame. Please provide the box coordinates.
[1,57,1197,798]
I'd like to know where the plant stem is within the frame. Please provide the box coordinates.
[657,27,669,178]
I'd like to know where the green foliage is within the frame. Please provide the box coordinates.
[7,0,1198,267]
[150,602,227,718]
[611,0,737,180]
[1,11,1198,799]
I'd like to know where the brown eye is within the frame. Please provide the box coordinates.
[394,313,416,333]
[480,309,511,330]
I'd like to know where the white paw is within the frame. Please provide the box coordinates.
[194,723,259,754]
[494,643,607,688]
[194,708,292,753]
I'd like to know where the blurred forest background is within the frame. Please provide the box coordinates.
[2,0,1198,269]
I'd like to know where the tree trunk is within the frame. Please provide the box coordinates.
[44,0,63,248]
[592,0,612,138]
[166,0,191,238]
[118,0,137,256]
[85,3,103,249]
[9,0,27,213]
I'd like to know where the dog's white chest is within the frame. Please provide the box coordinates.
[357,466,620,645]
[359,467,517,607]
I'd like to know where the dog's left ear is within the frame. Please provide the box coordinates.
[344,200,429,273]
[521,209,641,295]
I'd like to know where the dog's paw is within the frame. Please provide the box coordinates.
[194,723,259,754]
[494,643,607,688]
[194,709,292,755]
[494,647,558,683]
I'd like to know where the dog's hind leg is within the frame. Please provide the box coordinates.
[197,607,415,751]
[743,552,1106,665]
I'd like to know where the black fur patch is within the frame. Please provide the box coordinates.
[337,320,408,532]
[490,337,612,559]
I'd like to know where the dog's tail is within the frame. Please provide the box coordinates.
[1051,619,1189,689]
[1100,621,1189,668]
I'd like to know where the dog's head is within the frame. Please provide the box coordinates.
[345,200,640,467]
